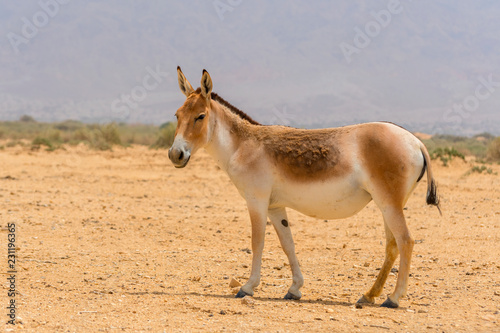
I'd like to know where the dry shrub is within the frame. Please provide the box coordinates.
[487,137,500,162]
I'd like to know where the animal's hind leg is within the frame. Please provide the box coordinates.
[268,207,303,300]
[380,207,414,308]
[357,222,399,305]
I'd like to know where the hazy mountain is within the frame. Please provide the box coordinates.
[1,0,499,135]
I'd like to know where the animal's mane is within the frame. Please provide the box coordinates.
[194,87,260,125]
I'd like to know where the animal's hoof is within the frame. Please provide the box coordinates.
[356,295,374,305]
[284,292,301,300]
[235,289,250,298]
[380,296,399,308]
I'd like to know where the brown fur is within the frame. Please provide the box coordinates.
[206,94,354,182]
[357,123,410,207]
[253,126,353,181]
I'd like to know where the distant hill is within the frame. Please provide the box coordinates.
[0,1,499,135]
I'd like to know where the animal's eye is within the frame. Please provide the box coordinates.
[196,114,206,121]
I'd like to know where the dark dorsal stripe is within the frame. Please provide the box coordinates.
[211,92,261,125]
[194,88,260,125]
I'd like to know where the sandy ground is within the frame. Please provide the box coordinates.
[1,144,499,332]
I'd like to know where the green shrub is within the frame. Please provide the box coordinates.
[84,124,122,151]
[99,123,122,146]
[46,129,62,142]
[487,137,500,162]
[72,128,92,143]
[54,120,84,131]
[19,115,36,122]
[152,122,176,149]
[430,147,465,166]
[32,137,54,150]
[422,134,494,159]
[0,120,161,148]
[466,165,497,176]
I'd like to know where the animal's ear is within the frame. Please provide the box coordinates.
[177,66,194,97]
[200,69,213,101]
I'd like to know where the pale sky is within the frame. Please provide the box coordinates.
[1,1,499,135]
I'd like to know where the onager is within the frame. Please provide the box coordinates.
[168,67,440,308]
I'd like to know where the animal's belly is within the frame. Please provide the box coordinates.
[271,178,372,219]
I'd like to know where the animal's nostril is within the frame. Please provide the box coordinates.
[178,150,184,161]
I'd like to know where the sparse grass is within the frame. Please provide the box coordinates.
[465,165,497,176]
[32,137,55,151]
[1,116,497,160]
[487,137,500,162]
[5,140,24,148]
[0,116,169,151]
[422,134,494,160]
[429,147,465,166]
[151,122,176,149]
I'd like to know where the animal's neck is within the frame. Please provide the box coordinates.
[204,101,253,172]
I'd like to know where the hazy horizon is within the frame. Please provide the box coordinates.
[1,1,499,135]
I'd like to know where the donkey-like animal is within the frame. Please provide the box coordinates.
[168,67,440,308]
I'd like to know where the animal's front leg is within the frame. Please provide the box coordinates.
[235,200,268,298]
[268,207,303,300]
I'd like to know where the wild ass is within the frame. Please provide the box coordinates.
[168,67,440,308]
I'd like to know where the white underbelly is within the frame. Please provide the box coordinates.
[270,176,372,219]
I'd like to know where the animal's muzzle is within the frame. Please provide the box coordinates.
[168,146,190,168]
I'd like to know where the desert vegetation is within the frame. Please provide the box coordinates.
[0,116,175,151]
[1,116,499,166]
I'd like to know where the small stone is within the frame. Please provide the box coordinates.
[355,303,363,309]
[229,277,242,288]
[325,308,334,313]
[241,296,255,305]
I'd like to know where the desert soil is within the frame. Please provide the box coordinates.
[1,144,499,332]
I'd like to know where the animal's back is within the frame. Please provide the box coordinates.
[254,124,357,182]
[262,122,425,219]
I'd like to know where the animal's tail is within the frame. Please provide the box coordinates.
[420,144,442,216]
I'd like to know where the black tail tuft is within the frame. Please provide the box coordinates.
[426,180,442,215]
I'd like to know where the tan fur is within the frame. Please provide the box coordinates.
[170,68,440,308]
[174,93,211,152]
[204,101,354,181]
[357,123,411,208]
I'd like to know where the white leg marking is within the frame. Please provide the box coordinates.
[240,200,268,296]
[268,207,304,299]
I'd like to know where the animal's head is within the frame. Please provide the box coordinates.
[168,67,214,168]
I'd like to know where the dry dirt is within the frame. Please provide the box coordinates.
[1,144,499,332]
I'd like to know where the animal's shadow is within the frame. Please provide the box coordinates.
[123,290,400,309]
